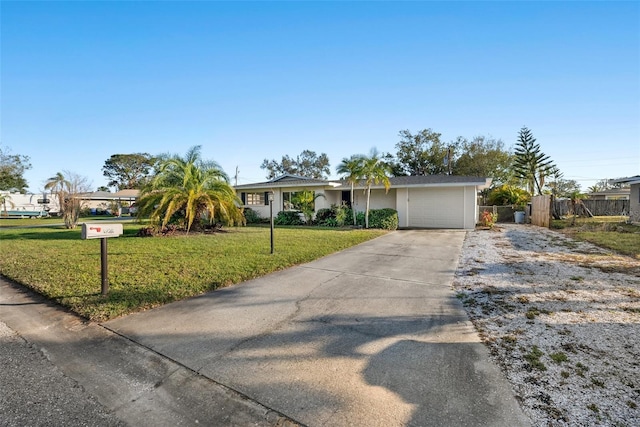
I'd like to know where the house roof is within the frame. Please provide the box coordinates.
[588,188,631,197]
[114,189,140,198]
[235,174,340,189]
[386,175,490,188]
[235,174,491,190]
[79,190,140,200]
[611,175,640,185]
[342,175,492,190]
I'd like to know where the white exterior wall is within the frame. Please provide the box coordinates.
[463,185,478,229]
[351,189,396,212]
[396,188,409,228]
[322,190,342,208]
[314,190,332,212]
[244,203,271,219]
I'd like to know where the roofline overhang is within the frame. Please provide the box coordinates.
[347,178,492,191]
[235,177,492,191]
[235,182,340,190]
[610,175,640,185]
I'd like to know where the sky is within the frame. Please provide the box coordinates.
[2,1,639,194]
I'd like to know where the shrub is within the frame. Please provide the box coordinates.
[487,184,530,207]
[335,206,350,226]
[315,204,352,227]
[315,208,334,223]
[324,218,339,227]
[243,208,264,224]
[479,210,498,228]
[274,210,303,226]
[368,208,399,230]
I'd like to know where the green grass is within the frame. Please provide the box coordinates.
[550,351,568,363]
[524,345,547,371]
[0,224,386,321]
[551,217,640,259]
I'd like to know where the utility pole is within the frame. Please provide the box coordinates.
[235,166,239,186]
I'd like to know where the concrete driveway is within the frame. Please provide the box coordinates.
[105,230,529,426]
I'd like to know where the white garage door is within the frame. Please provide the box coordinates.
[408,187,465,228]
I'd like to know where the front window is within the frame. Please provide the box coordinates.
[245,192,265,206]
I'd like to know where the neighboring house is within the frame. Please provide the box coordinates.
[587,188,630,200]
[80,189,140,215]
[611,176,640,223]
[235,174,492,229]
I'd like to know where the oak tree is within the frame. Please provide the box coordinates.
[0,146,31,192]
[102,153,157,190]
[261,150,330,179]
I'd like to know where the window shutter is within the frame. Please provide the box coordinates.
[264,192,270,205]
[240,192,246,205]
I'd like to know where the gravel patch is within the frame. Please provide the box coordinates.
[453,224,640,427]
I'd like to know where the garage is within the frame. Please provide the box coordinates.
[408,187,466,228]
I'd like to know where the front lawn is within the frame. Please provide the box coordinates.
[0,225,386,321]
[551,216,640,259]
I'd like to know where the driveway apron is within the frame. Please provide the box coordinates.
[105,229,529,426]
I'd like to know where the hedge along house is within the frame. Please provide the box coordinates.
[235,174,492,229]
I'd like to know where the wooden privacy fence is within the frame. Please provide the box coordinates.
[479,199,629,226]
[531,195,552,228]
[553,199,630,217]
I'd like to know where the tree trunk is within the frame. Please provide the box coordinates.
[351,184,356,226]
[365,186,371,228]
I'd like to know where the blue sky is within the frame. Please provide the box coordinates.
[2,1,639,193]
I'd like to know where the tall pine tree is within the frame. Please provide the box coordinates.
[513,127,555,195]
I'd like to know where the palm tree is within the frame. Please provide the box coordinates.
[45,172,70,215]
[336,155,365,225]
[360,149,391,228]
[137,146,243,233]
[291,190,325,224]
[0,194,14,217]
[569,190,587,226]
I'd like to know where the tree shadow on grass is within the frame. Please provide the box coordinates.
[0,229,81,240]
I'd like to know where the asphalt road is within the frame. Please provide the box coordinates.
[0,320,125,427]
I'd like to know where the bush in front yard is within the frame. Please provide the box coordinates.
[315,204,352,227]
[315,208,334,224]
[367,209,399,230]
[275,211,304,226]
[243,208,267,224]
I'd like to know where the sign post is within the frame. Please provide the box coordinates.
[269,192,274,254]
[101,237,108,295]
[81,223,123,296]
